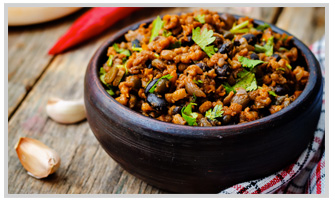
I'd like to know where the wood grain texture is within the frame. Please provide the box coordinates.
[7,7,324,194]
[7,9,86,118]
[275,7,325,46]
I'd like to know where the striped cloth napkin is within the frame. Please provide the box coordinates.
[220,36,326,194]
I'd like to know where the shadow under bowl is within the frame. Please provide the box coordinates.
[84,14,323,193]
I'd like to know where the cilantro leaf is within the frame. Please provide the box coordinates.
[233,69,258,92]
[162,30,172,37]
[222,82,236,94]
[268,91,277,97]
[205,105,224,121]
[256,23,270,31]
[286,63,292,70]
[194,14,206,24]
[168,41,181,49]
[193,79,203,85]
[148,74,173,93]
[238,56,265,70]
[254,36,274,56]
[181,103,198,126]
[192,27,216,57]
[113,44,130,57]
[150,16,164,42]
[230,20,249,34]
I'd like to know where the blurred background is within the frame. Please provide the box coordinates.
[8,7,325,194]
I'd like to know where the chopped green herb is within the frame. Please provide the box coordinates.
[254,36,274,56]
[181,103,198,126]
[279,47,289,52]
[192,27,216,57]
[256,23,270,31]
[277,67,286,72]
[193,79,203,84]
[115,64,128,75]
[205,105,224,121]
[191,93,197,102]
[268,91,277,97]
[194,14,206,24]
[145,78,152,88]
[233,69,258,92]
[238,56,265,70]
[154,53,160,58]
[106,89,115,96]
[113,44,131,57]
[132,46,143,52]
[99,67,107,85]
[150,16,164,42]
[168,41,181,49]
[162,30,172,37]
[286,63,292,70]
[222,83,236,94]
[148,74,173,93]
[230,20,249,34]
[107,55,113,67]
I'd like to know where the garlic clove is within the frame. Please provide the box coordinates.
[15,137,61,179]
[46,98,86,124]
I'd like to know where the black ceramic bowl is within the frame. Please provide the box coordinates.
[84,14,323,193]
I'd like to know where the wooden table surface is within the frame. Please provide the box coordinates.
[8,7,325,194]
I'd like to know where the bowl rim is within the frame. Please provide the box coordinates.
[86,13,322,139]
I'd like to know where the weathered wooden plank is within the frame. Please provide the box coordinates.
[7,9,86,118]
[275,7,325,46]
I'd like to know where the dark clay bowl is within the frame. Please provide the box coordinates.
[84,14,323,193]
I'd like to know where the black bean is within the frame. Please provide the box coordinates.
[155,78,170,95]
[228,74,236,86]
[272,54,281,61]
[250,53,259,60]
[218,41,233,54]
[213,34,223,46]
[172,106,182,115]
[275,85,288,95]
[223,31,234,39]
[196,62,210,71]
[233,39,240,46]
[131,39,141,48]
[221,115,232,125]
[181,35,194,46]
[220,13,236,29]
[147,93,167,111]
[215,64,231,79]
[242,34,257,45]
[145,60,152,69]
[145,78,159,94]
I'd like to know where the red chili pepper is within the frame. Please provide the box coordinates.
[48,7,141,55]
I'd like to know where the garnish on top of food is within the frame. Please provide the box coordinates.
[98,9,309,127]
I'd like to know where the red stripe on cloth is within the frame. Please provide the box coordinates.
[314,137,322,144]
[316,160,322,194]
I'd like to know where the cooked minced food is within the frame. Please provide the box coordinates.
[99,9,309,126]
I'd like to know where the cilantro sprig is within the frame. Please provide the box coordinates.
[234,69,258,92]
[192,27,216,57]
[148,74,173,93]
[205,105,224,121]
[150,16,164,42]
[230,20,249,34]
[194,14,206,24]
[113,43,131,57]
[238,56,265,70]
[254,36,274,56]
[181,103,198,126]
